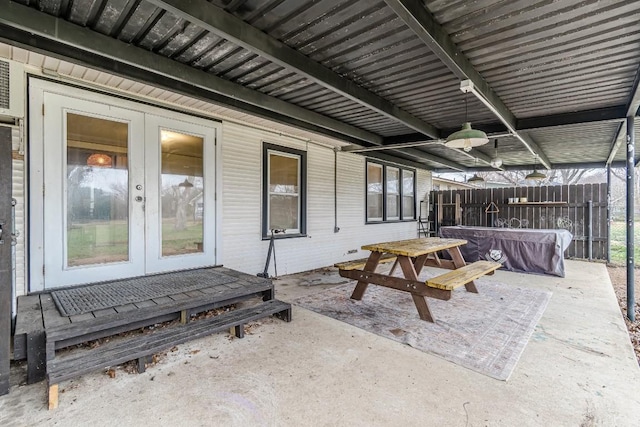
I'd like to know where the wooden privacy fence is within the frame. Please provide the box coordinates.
[429,184,608,260]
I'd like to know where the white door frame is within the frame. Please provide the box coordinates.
[29,79,223,291]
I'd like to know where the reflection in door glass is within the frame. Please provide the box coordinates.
[66,113,129,267]
[160,130,204,256]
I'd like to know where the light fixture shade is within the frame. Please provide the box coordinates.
[525,170,546,181]
[490,157,503,168]
[86,153,112,168]
[467,173,484,183]
[445,122,489,152]
[178,178,194,188]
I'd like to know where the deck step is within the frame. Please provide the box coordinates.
[47,299,291,408]
[426,261,502,291]
[45,283,273,356]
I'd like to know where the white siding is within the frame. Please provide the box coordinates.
[10,126,26,297]
[221,122,431,276]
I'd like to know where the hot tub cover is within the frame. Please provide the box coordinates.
[439,226,573,277]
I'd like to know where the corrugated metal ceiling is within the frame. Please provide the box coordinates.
[2,0,640,172]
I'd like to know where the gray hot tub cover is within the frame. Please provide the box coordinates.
[439,226,573,277]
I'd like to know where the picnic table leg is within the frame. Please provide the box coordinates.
[412,253,430,276]
[448,247,479,293]
[350,252,382,300]
[398,256,435,322]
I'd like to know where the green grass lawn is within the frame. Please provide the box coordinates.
[609,220,640,265]
[67,220,203,265]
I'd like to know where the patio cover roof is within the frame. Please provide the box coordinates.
[1,0,640,172]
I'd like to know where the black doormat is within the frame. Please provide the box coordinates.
[51,269,238,317]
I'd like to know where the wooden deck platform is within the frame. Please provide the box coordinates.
[13,266,290,386]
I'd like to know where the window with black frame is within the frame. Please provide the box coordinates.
[366,160,416,223]
[262,143,307,238]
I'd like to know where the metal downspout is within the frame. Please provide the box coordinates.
[334,148,339,233]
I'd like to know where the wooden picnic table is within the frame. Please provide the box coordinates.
[335,237,501,323]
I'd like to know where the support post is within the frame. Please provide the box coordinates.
[0,126,12,396]
[607,165,612,263]
[626,116,635,322]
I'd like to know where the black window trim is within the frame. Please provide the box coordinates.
[262,142,307,239]
[365,159,416,224]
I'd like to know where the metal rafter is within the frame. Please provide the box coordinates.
[147,0,441,139]
[607,66,640,165]
[0,1,372,143]
[0,0,467,172]
[384,0,552,170]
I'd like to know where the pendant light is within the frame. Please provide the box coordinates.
[445,92,489,152]
[86,153,112,168]
[467,173,484,183]
[490,139,503,168]
[525,155,546,181]
[178,178,194,188]
[467,157,484,183]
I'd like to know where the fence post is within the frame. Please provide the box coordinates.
[587,200,593,261]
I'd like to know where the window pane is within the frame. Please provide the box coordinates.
[269,152,300,232]
[66,113,129,267]
[368,194,383,220]
[367,163,383,220]
[387,167,399,219]
[270,153,298,194]
[403,171,414,195]
[270,195,298,230]
[403,196,415,218]
[402,170,415,219]
[160,130,204,257]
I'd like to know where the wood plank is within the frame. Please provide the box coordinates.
[168,293,190,301]
[92,308,118,318]
[13,295,44,360]
[361,238,467,257]
[149,297,171,305]
[334,254,396,271]
[69,313,95,323]
[133,300,157,309]
[27,331,46,384]
[113,303,137,313]
[184,290,207,298]
[339,269,451,300]
[48,384,59,410]
[40,295,71,329]
[0,127,11,395]
[427,261,502,291]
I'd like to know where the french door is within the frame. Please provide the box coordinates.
[30,81,219,290]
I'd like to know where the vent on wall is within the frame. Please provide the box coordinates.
[0,59,25,119]
[0,61,9,110]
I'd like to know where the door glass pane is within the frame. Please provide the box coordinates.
[160,130,204,256]
[269,152,299,231]
[66,113,129,267]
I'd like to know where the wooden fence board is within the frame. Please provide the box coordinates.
[430,183,608,260]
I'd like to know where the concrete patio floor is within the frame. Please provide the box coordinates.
[1,260,639,426]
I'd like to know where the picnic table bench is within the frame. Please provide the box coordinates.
[335,238,501,323]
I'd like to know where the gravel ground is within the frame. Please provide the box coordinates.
[607,265,640,365]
